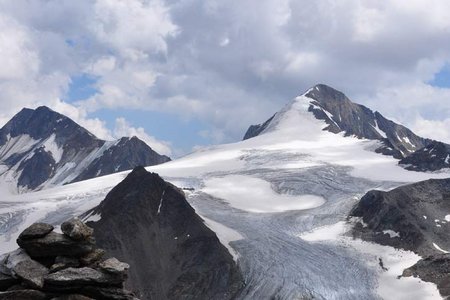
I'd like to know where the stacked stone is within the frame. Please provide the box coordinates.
[0,219,138,300]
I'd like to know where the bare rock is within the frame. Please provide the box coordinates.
[50,256,80,273]
[5,249,48,289]
[51,294,94,300]
[0,289,47,300]
[98,258,129,275]
[79,286,138,300]
[17,232,94,258]
[18,223,54,240]
[44,267,123,289]
[0,273,19,291]
[61,219,93,241]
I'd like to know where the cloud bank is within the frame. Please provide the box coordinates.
[0,0,449,153]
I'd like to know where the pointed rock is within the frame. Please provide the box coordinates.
[61,218,93,241]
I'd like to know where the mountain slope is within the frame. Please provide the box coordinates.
[84,167,243,299]
[0,106,170,191]
[244,84,448,171]
[350,178,450,297]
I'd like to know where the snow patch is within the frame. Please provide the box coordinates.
[202,175,325,213]
[382,230,400,238]
[373,120,387,139]
[42,134,63,163]
[201,215,243,261]
[432,243,449,254]
[157,189,165,215]
[445,215,450,222]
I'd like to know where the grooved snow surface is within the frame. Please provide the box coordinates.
[1,91,449,299]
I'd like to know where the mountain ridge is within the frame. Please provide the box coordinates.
[243,84,449,172]
[0,106,170,191]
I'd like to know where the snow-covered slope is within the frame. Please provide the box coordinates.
[0,106,170,192]
[1,86,449,299]
[245,84,449,171]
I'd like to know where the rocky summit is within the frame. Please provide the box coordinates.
[0,219,138,300]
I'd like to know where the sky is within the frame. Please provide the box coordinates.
[0,0,450,157]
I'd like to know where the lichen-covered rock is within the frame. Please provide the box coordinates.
[18,223,54,240]
[5,249,48,289]
[79,249,105,266]
[61,218,94,241]
[17,232,94,258]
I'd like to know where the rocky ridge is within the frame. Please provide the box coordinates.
[0,106,170,191]
[0,219,137,299]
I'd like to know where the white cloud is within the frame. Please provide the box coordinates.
[0,0,450,149]
[412,117,450,144]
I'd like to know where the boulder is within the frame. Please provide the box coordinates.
[0,289,47,300]
[17,232,94,258]
[61,219,93,241]
[44,267,123,289]
[5,249,48,289]
[18,223,54,240]
[98,258,129,275]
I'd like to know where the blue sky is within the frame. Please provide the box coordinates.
[1,0,450,157]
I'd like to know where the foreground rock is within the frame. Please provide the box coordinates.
[0,220,138,299]
[350,177,450,297]
[84,166,244,299]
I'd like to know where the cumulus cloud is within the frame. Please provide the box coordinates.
[0,0,450,149]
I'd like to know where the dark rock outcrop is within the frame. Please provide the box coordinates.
[0,221,138,299]
[399,141,450,172]
[85,166,244,300]
[0,106,170,191]
[243,84,450,171]
[350,178,450,297]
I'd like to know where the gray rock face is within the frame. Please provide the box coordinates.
[18,223,54,240]
[17,232,94,258]
[350,178,450,296]
[61,219,94,241]
[243,84,450,171]
[85,166,243,300]
[0,106,170,191]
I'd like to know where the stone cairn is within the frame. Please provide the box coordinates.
[0,219,138,300]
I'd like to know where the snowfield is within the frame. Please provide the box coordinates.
[1,91,449,299]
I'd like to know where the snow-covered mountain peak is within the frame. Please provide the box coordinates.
[243,84,450,172]
[0,106,170,192]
